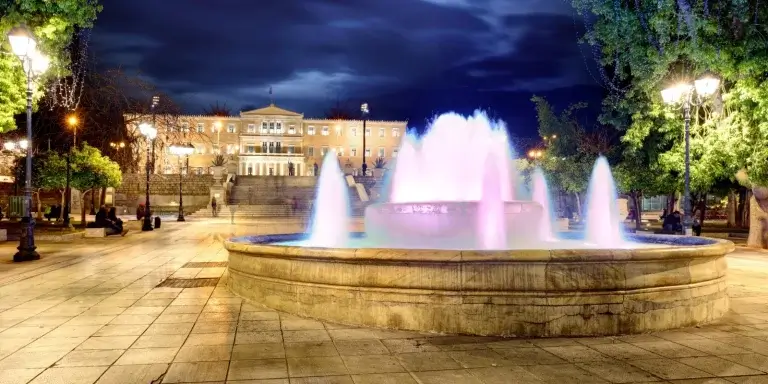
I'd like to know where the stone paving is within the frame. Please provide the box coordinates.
[2,219,768,383]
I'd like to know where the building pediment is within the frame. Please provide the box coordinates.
[241,103,303,117]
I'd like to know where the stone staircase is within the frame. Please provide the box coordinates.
[188,204,311,218]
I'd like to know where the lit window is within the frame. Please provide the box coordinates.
[269,122,275,133]
[227,124,236,133]
[276,122,283,134]
[197,123,204,133]
[288,145,295,154]
[181,122,189,132]
[308,147,315,156]
[365,148,371,157]
[289,125,296,134]
[378,147,385,157]
[335,126,342,136]
[351,147,357,157]
[247,124,255,133]
[321,126,329,136]
[351,127,357,136]
[365,127,371,136]
[392,148,398,158]
[211,124,220,133]
[261,122,268,133]
[379,128,385,137]
[308,126,315,135]
[393,127,400,137]
[337,146,344,156]
[321,146,329,156]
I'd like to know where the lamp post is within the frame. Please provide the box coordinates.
[139,123,157,231]
[63,115,78,228]
[8,25,49,262]
[527,149,544,162]
[661,74,720,236]
[360,103,369,176]
[169,143,194,221]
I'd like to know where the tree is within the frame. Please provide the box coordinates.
[69,143,121,225]
[571,0,768,215]
[13,151,67,219]
[0,0,102,132]
[203,101,231,117]
[530,96,620,217]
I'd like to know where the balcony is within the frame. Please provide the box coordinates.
[240,147,304,156]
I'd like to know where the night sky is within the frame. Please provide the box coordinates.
[90,0,605,137]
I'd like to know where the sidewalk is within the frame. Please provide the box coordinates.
[1,222,768,383]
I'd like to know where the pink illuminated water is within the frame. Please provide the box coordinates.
[306,151,350,247]
[477,155,507,249]
[299,111,631,250]
[531,168,555,241]
[390,112,515,202]
[585,156,624,246]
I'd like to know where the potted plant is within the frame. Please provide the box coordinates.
[210,154,228,182]
[372,157,387,178]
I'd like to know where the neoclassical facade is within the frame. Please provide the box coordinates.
[126,104,407,176]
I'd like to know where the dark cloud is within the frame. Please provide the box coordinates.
[90,0,601,136]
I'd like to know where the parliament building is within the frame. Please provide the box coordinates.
[127,104,407,176]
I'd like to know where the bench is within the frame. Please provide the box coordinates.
[84,228,106,238]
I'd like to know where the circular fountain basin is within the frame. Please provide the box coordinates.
[224,234,733,337]
[364,201,543,249]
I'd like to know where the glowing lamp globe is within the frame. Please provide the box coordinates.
[7,26,36,58]
[694,76,720,97]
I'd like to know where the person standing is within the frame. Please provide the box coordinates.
[211,197,218,217]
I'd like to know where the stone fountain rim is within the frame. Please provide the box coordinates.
[224,233,735,263]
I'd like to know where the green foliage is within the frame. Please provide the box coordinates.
[211,154,227,167]
[571,0,768,191]
[531,96,617,194]
[0,0,102,132]
[70,143,121,190]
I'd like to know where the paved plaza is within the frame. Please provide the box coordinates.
[2,219,768,384]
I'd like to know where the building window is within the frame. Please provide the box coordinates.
[195,146,205,154]
[246,145,255,153]
[337,146,344,156]
[335,126,342,136]
[261,122,268,133]
[307,126,315,135]
[196,123,204,133]
[378,147,385,157]
[321,146,329,156]
[227,124,236,133]
[392,148,398,158]
[379,128,385,137]
[289,125,296,134]
[167,126,176,132]
[321,126,329,136]
[351,127,357,137]
[350,147,357,157]
[365,148,371,157]
[269,122,275,134]
[365,127,371,136]
[288,145,295,154]
[308,147,314,157]
[212,124,220,133]
[276,142,282,153]
[181,122,189,133]
[276,122,282,133]
[262,142,268,153]
[268,142,275,153]
[227,144,236,154]
[393,127,400,137]
[247,124,255,133]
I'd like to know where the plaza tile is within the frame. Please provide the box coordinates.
[28,366,107,384]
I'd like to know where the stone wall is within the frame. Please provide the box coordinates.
[115,173,214,209]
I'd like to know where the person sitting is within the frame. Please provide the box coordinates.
[88,206,121,236]
[662,211,682,233]
[108,207,128,236]
[136,203,145,221]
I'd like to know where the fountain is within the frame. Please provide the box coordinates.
[225,111,732,337]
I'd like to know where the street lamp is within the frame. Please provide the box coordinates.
[8,25,49,262]
[110,141,125,149]
[661,73,720,235]
[139,123,157,231]
[361,103,369,176]
[527,149,544,160]
[169,143,195,221]
[67,115,78,146]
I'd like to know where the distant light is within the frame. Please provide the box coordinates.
[67,115,78,126]
[4,142,16,151]
[18,139,28,149]
[694,75,720,97]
